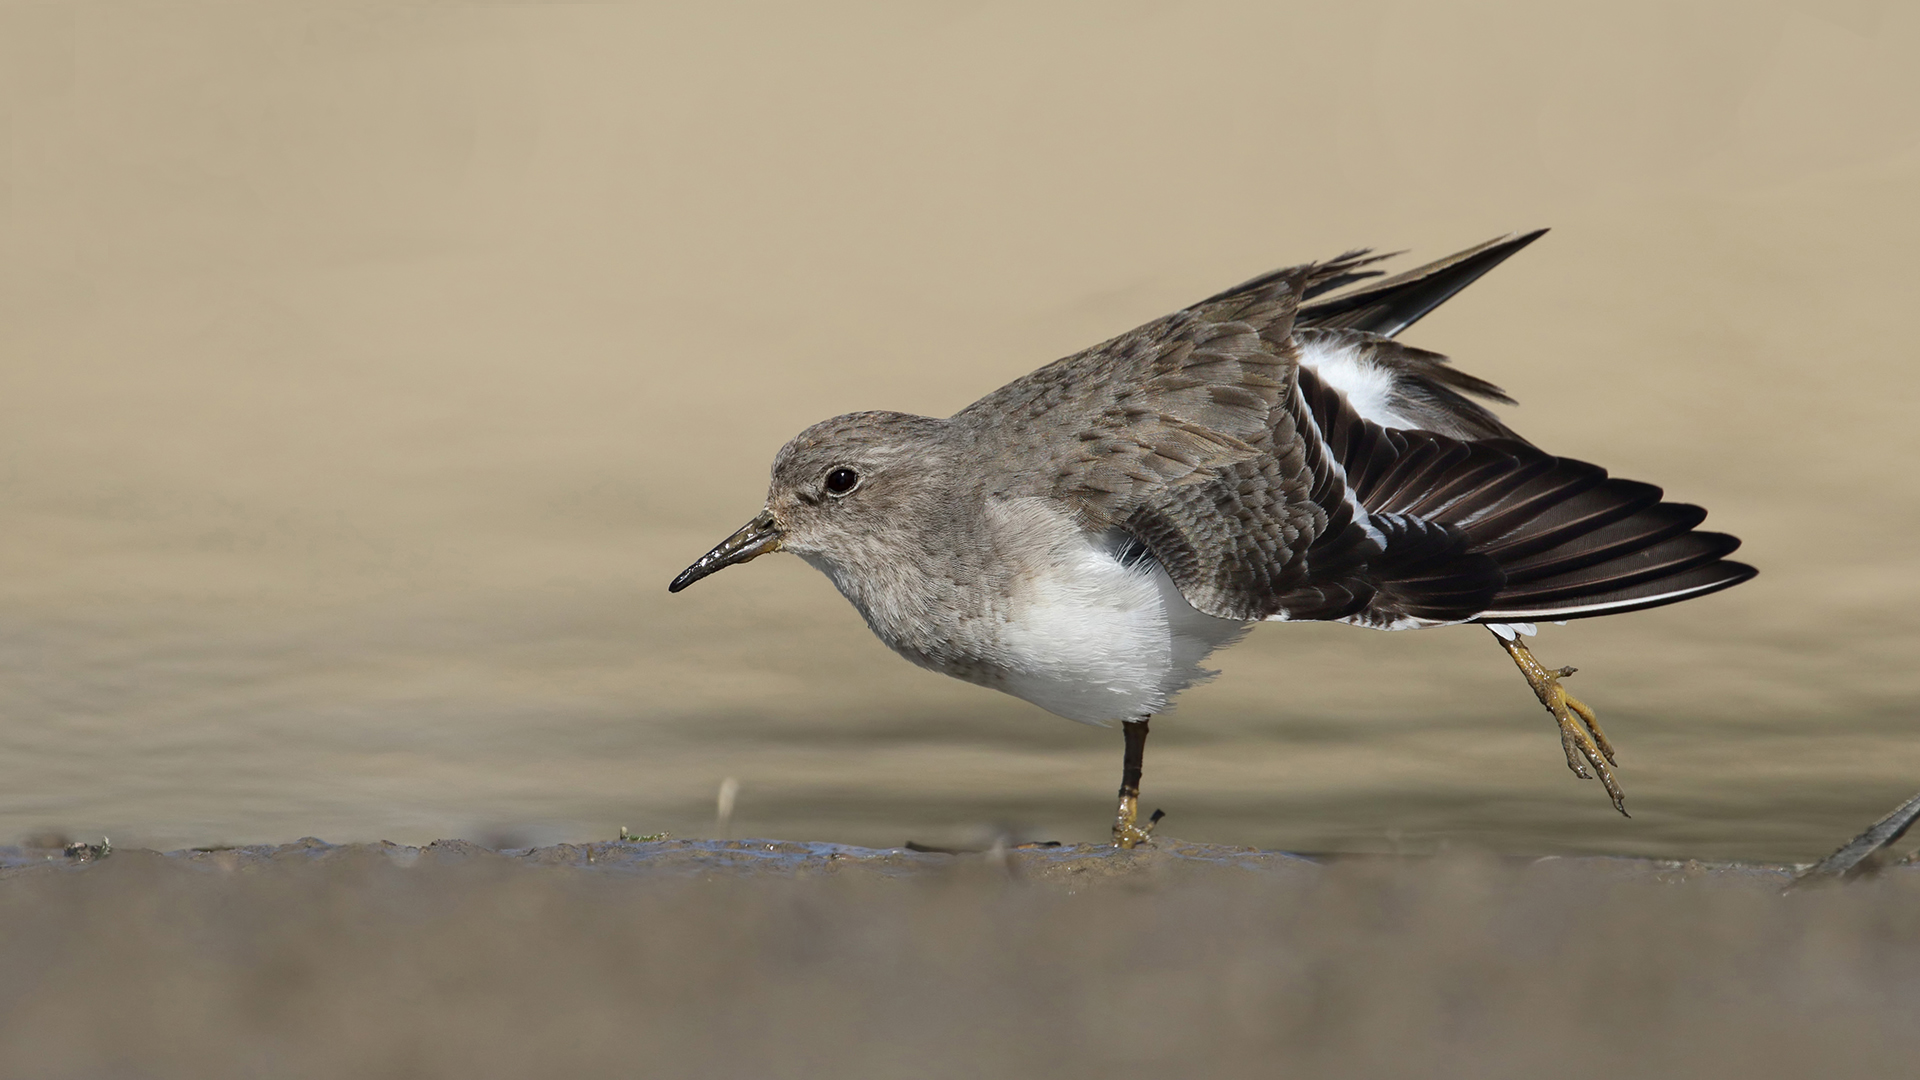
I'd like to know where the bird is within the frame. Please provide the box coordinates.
[669,231,1756,848]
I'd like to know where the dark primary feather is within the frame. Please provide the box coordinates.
[1296,229,1548,338]
[1288,366,1754,627]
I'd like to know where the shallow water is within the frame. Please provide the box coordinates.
[2,3,1919,860]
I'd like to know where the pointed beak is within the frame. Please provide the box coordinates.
[669,509,783,592]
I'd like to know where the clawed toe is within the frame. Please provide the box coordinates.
[1494,631,1629,817]
[1111,797,1164,849]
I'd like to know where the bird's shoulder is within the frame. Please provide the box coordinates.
[943,249,1530,625]
[953,271,1308,505]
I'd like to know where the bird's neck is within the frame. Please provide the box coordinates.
[796,494,1060,671]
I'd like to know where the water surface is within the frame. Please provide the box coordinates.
[2,2,1917,860]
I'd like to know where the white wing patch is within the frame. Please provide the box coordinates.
[1296,335,1419,430]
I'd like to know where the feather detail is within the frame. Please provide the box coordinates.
[1297,229,1547,338]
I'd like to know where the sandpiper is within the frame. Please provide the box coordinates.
[670,232,1755,847]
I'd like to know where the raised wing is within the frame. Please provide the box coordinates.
[958,235,1752,628]
[1285,366,1755,627]
[955,263,1336,620]
[1293,327,1521,441]
[1228,232,1546,443]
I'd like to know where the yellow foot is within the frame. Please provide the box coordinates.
[1111,795,1165,849]
[1495,632,1628,817]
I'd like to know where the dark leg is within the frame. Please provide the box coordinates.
[1111,717,1164,849]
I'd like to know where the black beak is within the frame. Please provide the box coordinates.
[669,509,783,592]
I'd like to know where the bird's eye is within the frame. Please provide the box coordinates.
[824,467,860,496]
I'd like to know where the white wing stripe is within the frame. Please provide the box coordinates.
[1291,367,1387,552]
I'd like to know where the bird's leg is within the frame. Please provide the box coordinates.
[1112,717,1164,849]
[1491,629,1628,817]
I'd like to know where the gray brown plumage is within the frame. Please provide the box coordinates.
[950,231,1752,628]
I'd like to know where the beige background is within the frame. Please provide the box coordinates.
[1,1,1916,858]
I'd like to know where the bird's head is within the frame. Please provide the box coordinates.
[668,411,957,594]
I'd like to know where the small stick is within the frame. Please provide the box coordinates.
[1789,789,1920,887]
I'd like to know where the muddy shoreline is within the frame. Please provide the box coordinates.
[4,834,1916,1079]
[0,833,1853,885]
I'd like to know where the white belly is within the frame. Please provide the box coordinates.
[987,532,1250,725]
[801,499,1251,726]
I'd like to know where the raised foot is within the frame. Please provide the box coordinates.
[1111,795,1165,849]
[1496,633,1628,817]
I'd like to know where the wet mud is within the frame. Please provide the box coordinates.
[3,835,1916,1079]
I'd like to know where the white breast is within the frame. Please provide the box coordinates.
[801,498,1251,726]
[983,511,1250,725]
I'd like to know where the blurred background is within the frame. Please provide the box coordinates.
[1,0,1915,860]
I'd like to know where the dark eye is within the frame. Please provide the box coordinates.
[824,467,860,496]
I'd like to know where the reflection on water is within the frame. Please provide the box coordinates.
[2,3,1918,861]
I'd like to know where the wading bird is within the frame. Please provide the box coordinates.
[671,232,1755,846]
